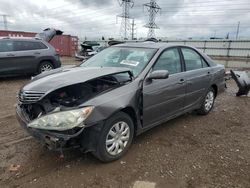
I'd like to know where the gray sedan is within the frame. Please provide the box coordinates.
[16,42,225,162]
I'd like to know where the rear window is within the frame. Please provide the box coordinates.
[181,48,208,71]
[13,41,48,51]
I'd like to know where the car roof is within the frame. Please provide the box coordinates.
[114,42,180,49]
[0,37,43,42]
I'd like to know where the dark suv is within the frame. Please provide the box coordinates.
[0,37,61,76]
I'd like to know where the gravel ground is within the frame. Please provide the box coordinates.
[0,73,249,188]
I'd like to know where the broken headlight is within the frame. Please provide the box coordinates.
[27,107,94,131]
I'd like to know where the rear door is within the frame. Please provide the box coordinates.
[143,48,186,127]
[12,40,43,73]
[180,47,212,110]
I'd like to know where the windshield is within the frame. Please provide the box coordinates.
[81,47,157,76]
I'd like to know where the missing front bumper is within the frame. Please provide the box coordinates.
[16,105,85,151]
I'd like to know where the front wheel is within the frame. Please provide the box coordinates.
[93,112,134,162]
[197,88,215,115]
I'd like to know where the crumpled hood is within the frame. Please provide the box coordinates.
[21,67,131,94]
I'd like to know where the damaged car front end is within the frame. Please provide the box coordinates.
[16,43,225,162]
[16,67,136,155]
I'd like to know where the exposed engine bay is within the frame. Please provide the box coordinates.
[20,73,132,121]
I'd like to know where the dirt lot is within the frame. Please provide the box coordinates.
[0,75,249,187]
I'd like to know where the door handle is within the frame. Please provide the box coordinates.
[7,53,15,57]
[34,52,41,55]
[178,79,185,84]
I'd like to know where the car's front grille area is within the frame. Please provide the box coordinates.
[18,91,45,103]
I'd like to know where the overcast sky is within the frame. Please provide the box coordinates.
[0,0,250,40]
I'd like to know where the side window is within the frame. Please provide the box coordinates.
[13,41,29,51]
[13,41,47,51]
[182,48,208,71]
[153,48,182,74]
[0,40,13,52]
[33,42,48,50]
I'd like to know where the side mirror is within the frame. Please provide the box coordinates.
[147,70,169,80]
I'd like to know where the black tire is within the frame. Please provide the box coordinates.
[197,87,215,115]
[38,61,54,74]
[92,112,134,162]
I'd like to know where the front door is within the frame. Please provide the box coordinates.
[0,40,16,75]
[143,48,186,127]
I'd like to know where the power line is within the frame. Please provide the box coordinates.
[159,0,249,5]
[161,8,250,13]
[2,1,249,38]
[19,7,248,28]
[117,0,134,39]
[25,3,250,19]
[35,8,250,21]
[1,1,248,20]
[159,3,250,9]
[2,1,248,29]
[143,0,161,38]
[4,5,249,31]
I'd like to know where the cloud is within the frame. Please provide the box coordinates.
[73,0,116,7]
[0,0,249,39]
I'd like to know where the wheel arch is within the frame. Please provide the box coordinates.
[211,84,218,97]
[103,106,138,137]
[39,59,54,66]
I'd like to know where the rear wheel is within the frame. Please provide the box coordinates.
[197,87,215,115]
[92,112,134,162]
[38,61,54,73]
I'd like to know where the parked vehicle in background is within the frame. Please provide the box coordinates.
[0,28,62,76]
[75,41,106,61]
[16,42,225,162]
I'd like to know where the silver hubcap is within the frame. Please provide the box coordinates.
[41,64,53,72]
[106,121,130,156]
[205,91,214,111]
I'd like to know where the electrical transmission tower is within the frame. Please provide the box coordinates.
[1,14,10,30]
[117,0,134,39]
[143,0,161,38]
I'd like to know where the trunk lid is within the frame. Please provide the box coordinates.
[35,28,63,42]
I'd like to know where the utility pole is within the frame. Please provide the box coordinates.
[213,30,217,38]
[117,0,134,40]
[131,19,136,40]
[1,14,10,30]
[236,21,240,40]
[143,0,161,38]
